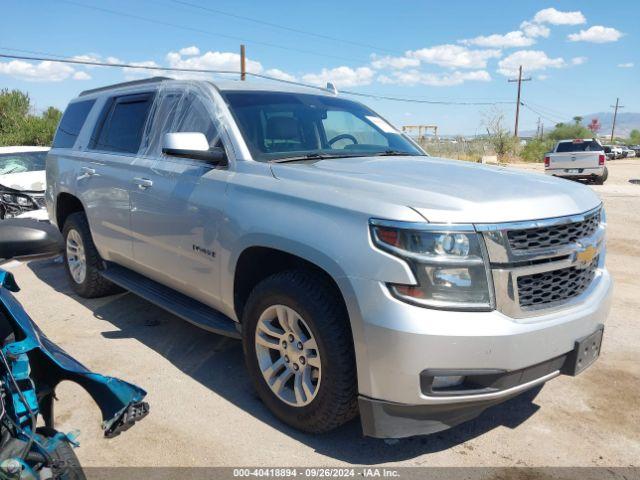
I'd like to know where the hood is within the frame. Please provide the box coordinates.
[0,170,46,192]
[271,156,601,224]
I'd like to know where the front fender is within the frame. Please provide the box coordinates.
[0,270,148,437]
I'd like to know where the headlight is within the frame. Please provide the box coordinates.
[370,220,493,310]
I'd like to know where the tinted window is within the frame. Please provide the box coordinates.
[556,140,602,153]
[92,93,154,153]
[52,100,95,148]
[0,152,47,175]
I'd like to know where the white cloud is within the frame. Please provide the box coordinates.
[407,44,501,69]
[165,50,263,79]
[70,54,102,68]
[302,66,374,87]
[618,62,634,68]
[378,69,491,87]
[520,21,550,38]
[537,74,549,81]
[532,8,586,25]
[122,60,161,80]
[178,46,200,56]
[497,50,565,76]
[568,26,623,43]
[72,71,91,80]
[0,60,76,82]
[460,31,535,48]
[264,68,297,82]
[571,56,588,65]
[370,54,420,70]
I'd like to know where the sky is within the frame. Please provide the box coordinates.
[1,0,638,135]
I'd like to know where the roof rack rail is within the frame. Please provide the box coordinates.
[79,76,171,97]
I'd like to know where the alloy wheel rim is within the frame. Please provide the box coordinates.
[255,305,321,407]
[66,229,87,284]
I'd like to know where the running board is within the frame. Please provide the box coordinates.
[100,263,241,339]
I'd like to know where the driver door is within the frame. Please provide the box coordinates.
[129,87,231,307]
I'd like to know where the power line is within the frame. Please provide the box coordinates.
[521,102,564,127]
[521,102,565,124]
[0,51,516,106]
[56,0,368,64]
[161,0,401,55]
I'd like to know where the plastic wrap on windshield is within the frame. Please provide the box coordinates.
[137,80,225,171]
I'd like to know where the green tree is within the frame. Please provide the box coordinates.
[547,122,593,142]
[0,89,62,146]
[628,129,640,145]
[573,116,583,125]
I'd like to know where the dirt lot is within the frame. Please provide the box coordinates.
[4,159,640,468]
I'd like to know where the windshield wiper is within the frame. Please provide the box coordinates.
[372,150,419,157]
[270,153,360,163]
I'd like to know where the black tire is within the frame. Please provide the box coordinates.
[62,212,121,298]
[37,427,86,480]
[594,167,608,185]
[242,270,358,433]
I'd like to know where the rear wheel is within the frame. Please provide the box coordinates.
[62,212,120,298]
[242,270,358,433]
[594,167,608,185]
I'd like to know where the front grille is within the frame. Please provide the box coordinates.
[507,210,600,251]
[517,256,599,308]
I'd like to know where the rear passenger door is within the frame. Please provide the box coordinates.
[80,92,154,267]
[128,87,230,308]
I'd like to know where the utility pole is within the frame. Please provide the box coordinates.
[610,97,624,142]
[240,44,246,81]
[508,65,531,138]
[536,117,541,139]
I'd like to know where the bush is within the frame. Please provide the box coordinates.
[521,138,554,162]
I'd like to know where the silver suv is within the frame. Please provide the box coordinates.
[46,78,612,438]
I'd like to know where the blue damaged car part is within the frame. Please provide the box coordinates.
[0,269,149,478]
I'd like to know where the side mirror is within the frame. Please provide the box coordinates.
[0,219,63,261]
[161,132,227,164]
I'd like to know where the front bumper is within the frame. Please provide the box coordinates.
[545,167,604,178]
[348,270,612,438]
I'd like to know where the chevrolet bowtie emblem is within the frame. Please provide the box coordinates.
[576,244,597,268]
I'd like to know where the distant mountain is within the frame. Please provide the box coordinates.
[578,112,640,138]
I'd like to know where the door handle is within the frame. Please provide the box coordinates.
[134,177,153,190]
[80,166,96,177]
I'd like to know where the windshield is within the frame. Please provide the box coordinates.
[222,91,424,162]
[0,151,47,175]
[556,140,602,153]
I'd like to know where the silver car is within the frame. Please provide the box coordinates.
[46,78,612,438]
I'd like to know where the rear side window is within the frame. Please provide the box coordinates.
[91,93,154,153]
[556,140,602,152]
[52,100,96,148]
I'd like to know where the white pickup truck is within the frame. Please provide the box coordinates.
[544,139,607,184]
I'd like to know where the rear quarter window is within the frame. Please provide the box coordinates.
[90,93,154,154]
[52,100,96,148]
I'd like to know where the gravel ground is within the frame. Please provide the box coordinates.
[4,159,639,469]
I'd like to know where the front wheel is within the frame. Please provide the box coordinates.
[242,270,358,433]
[37,427,86,480]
